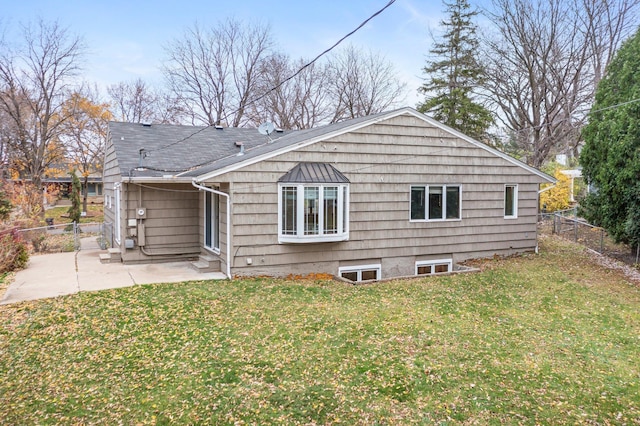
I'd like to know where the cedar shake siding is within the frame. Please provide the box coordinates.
[202,113,549,279]
[104,108,553,279]
[118,183,200,264]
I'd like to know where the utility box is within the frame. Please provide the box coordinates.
[136,207,147,219]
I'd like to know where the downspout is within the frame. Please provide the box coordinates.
[191,180,232,279]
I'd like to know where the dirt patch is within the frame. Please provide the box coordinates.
[539,217,640,271]
[584,246,640,285]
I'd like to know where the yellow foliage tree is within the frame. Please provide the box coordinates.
[60,90,112,212]
[540,169,572,212]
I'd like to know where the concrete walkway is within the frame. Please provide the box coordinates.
[1,237,226,305]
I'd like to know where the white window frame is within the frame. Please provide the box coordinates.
[504,184,518,219]
[415,259,453,276]
[114,185,121,245]
[204,189,220,253]
[278,183,349,243]
[339,264,381,282]
[410,184,462,222]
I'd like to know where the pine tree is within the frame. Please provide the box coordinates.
[67,171,82,225]
[418,0,492,140]
[0,181,12,222]
[580,28,640,249]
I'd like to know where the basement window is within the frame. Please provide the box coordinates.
[415,259,453,275]
[339,264,381,283]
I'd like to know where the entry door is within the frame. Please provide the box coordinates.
[204,191,220,251]
[114,186,121,245]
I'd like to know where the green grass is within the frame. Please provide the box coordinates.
[44,204,104,225]
[1,236,639,424]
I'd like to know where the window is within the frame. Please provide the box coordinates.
[415,259,453,275]
[410,185,461,221]
[204,190,220,252]
[87,182,102,196]
[339,264,381,282]
[278,183,349,243]
[504,184,518,218]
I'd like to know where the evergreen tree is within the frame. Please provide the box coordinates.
[418,0,492,140]
[67,171,82,225]
[580,28,640,249]
[0,181,12,222]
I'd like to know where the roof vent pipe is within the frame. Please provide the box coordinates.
[138,148,147,168]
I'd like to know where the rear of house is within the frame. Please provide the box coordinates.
[103,108,553,282]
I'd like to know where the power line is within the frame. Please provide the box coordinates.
[502,96,640,136]
[147,0,397,156]
[221,0,398,123]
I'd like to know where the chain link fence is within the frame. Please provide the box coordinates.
[16,222,113,254]
[539,208,640,267]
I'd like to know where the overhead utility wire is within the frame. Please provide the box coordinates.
[502,96,640,136]
[220,0,398,123]
[147,0,397,157]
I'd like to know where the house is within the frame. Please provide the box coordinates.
[43,171,104,205]
[102,107,554,282]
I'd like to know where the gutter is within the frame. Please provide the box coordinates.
[122,175,193,184]
[191,180,232,279]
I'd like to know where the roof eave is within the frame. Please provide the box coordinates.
[408,111,556,183]
[121,175,195,184]
[192,107,555,184]
[192,108,415,182]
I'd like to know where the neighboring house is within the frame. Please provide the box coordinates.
[44,172,104,203]
[103,107,554,282]
[11,170,103,207]
[559,169,583,203]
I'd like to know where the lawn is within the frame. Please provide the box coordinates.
[44,204,104,225]
[1,236,639,425]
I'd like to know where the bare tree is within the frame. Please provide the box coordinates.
[482,0,639,167]
[162,19,273,127]
[0,19,85,189]
[107,78,156,123]
[107,78,184,124]
[154,91,187,125]
[327,45,406,123]
[580,0,639,87]
[248,53,332,129]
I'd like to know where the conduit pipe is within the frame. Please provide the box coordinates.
[191,180,232,279]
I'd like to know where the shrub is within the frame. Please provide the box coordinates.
[540,168,572,212]
[0,230,29,273]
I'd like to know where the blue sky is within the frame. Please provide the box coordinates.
[2,0,462,106]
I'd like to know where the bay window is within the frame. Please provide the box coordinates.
[278,183,349,243]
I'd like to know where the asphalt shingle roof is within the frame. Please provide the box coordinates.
[109,111,385,179]
[108,121,291,178]
[178,111,391,178]
[108,108,555,184]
